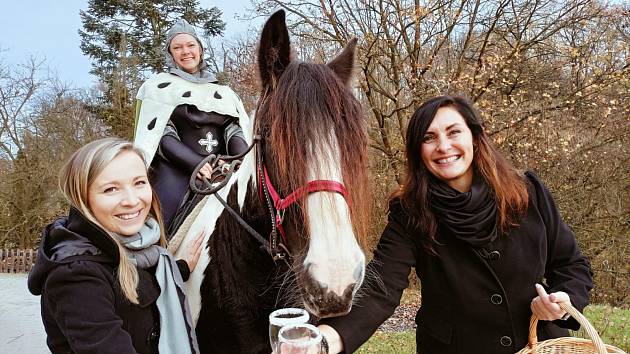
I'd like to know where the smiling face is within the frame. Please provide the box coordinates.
[169,33,202,74]
[87,151,152,236]
[421,106,475,192]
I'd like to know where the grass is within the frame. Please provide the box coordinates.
[356,294,629,354]
[572,304,629,351]
[357,332,416,353]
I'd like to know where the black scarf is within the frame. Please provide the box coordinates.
[428,174,498,247]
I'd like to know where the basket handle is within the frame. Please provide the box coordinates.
[526,301,607,354]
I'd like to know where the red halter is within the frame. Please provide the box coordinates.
[259,165,349,243]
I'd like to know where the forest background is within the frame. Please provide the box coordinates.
[0,0,627,307]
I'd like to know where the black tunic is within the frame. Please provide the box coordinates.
[151,104,248,229]
[322,172,593,353]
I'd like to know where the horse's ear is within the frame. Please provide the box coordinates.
[327,38,358,87]
[258,10,291,91]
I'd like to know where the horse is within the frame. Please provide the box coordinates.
[169,10,370,353]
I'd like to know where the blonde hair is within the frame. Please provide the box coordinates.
[58,137,167,304]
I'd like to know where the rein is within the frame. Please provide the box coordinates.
[188,133,350,263]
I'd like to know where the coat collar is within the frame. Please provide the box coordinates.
[66,207,120,264]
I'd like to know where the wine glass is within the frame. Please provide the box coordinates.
[269,308,310,353]
[277,323,324,354]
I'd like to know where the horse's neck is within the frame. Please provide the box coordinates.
[203,172,286,306]
[210,147,272,263]
[233,144,258,211]
[207,152,296,297]
[194,174,284,354]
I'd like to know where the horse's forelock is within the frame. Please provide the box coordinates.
[259,61,370,247]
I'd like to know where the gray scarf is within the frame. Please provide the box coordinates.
[167,64,217,84]
[114,219,199,354]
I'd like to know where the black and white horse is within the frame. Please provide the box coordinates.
[169,10,370,353]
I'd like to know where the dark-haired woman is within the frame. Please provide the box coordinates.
[318,95,593,354]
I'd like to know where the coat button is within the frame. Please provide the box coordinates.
[500,335,512,346]
[491,293,503,305]
[489,251,501,260]
[147,326,159,342]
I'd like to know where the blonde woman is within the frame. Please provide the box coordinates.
[28,138,203,354]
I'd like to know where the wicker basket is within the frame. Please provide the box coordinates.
[516,302,626,354]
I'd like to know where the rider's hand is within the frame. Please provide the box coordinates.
[196,162,213,180]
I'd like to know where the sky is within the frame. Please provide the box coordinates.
[0,0,264,89]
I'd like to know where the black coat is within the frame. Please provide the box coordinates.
[324,172,593,354]
[28,209,191,354]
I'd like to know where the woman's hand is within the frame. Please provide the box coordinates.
[318,325,343,354]
[530,283,570,321]
[185,229,205,272]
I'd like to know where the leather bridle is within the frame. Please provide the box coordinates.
[259,165,349,246]
[189,134,350,263]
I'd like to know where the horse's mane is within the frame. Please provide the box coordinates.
[256,60,370,246]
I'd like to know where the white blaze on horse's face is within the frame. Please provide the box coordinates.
[301,131,365,317]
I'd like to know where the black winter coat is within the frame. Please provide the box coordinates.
[28,209,191,354]
[324,172,593,353]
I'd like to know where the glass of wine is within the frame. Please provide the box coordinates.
[269,308,310,353]
[277,323,324,354]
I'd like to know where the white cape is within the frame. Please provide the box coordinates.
[133,72,250,164]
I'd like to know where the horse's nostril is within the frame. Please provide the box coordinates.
[305,287,356,318]
[344,283,357,298]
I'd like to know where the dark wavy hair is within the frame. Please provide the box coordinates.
[395,95,529,251]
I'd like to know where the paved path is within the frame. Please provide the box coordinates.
[0,272,418,354]
[0,273,49,354]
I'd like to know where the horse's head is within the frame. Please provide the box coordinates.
[255,10,369,318]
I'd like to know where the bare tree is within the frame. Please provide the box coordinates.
[0,58,107,248]
[0,57,45,162]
